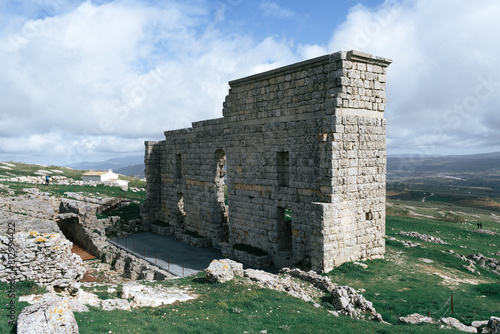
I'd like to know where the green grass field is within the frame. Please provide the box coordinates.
[329,215,500,326]
[2,213,496,333]
[1,162,498,333]
[0,275,467,334]
[0,161,145,202]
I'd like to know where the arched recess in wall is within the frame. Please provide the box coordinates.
[215,149,229,243]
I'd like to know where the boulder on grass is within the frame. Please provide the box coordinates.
[205,259,234,283]
[399,313,435,324]
[440,317,477,333]
[17,294,78,334]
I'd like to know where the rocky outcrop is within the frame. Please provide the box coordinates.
[467,253,500,276]
[451,252,500,276]
[280,267,335,292]
[17,294,78,334]
[330,286,383,321]
[397,231,447,244]
[244,269,314,302]
[20,289,131,312]
[121,281,195,308]
[440,317,477,333]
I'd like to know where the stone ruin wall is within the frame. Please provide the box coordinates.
[142,50,391,272]
[0,231,85,287]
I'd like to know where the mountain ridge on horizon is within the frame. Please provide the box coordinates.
[5,151,499,180]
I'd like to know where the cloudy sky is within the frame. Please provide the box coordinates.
[1,0,499,166]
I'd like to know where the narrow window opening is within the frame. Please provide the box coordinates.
[277,206,292,251]
[177,192,186,227]
[215,149,229,242]
[175,154,182,180]
[277,151,290,187]
[365,210,373,220]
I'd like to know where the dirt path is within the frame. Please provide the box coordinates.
[422,193,434,203]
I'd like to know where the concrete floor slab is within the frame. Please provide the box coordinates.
[110,232,222,277]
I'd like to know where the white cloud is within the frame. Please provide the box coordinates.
[260,2,295,18]
[1,0,500,166]
[326,0,500,155]
[0,0,301,165]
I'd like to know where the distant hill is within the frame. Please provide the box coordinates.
[63,151,500,181]
[68,155,143,173]
[387,151,500,179]
[115,164,145,179]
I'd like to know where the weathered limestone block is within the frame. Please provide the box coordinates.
[280,267,335,292]
[121,282,195,308]
[440,317,477,333]
[243,268,312,302]
[220,258,244,276]
[17,294,78,334]
[399,313,436,324]
[205,259,234,283]
[0,232,85,287]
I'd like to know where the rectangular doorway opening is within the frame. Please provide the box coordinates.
[277,206,292,251]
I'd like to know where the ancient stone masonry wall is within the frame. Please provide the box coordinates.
[141,141,165,231]
[0,231,85,287]
[143,50,391,272]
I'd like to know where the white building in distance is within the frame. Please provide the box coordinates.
[82,169,118,182]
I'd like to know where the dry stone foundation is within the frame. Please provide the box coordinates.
[143,50,391,272]
[0,231,85,287]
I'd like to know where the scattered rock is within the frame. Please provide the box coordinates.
[440,317,477,333]
[205,259,235,283]
[485,316,500,334]
[328,310,339,317]
[244,269,313,302]
[65,298,90,313]
[353,261,368,268]
[466,253,500,276]
[419,258,434,264]
[280,267,335,292]
[475,229,497,236]
[397,231,447,244]
[17,294,78,334]
[399,313,436,324]
[121,281,195,308]
[471,320,489,332]
[329,286,383,321]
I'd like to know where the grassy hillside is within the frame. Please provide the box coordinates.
[1,211,497,333]
[0,161,145,201]
[0,160,498,333]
